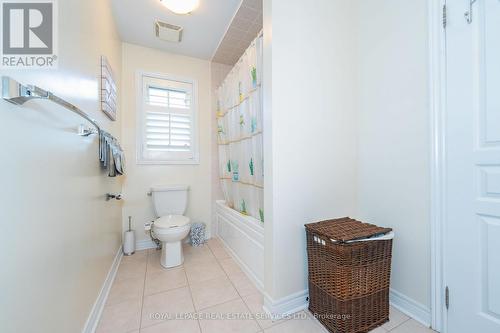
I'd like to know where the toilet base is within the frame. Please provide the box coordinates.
[160,240,184,268]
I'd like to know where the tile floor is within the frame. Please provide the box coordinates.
[97,238,437,333]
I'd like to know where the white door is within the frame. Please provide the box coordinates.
[445,0,500,332]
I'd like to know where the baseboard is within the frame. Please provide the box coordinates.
[262,289,309,319]
[390,288,431,327]
[136,238,157,251]
[81,246,123,333]
[260,287,430,327]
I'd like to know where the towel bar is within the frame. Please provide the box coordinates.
[1,76,101,136]
[1,76,126,177]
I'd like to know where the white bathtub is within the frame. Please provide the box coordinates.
[215,200,264,290]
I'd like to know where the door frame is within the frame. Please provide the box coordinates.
[429,0,447,332]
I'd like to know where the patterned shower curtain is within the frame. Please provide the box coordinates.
[216,35,264,223]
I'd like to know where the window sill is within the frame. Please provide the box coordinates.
[136,158,200,165]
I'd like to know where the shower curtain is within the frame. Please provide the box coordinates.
[216,35,264,223]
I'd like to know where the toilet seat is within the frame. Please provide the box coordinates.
[154,215,190,229]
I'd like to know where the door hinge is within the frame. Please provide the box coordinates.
[442,4,447,29]
[445,286,450,310]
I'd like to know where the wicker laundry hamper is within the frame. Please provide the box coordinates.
[305,217,393,333]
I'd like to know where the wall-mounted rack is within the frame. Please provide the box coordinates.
[1,76,126,177]
[1,76,100,136]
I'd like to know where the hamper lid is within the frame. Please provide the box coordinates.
[305,217,392,243]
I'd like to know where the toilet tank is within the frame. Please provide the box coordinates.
[151,185,189,217]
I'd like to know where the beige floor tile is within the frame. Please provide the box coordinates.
[141,287,195,328]
[148,248,160,255]
[115,260,147,282]
[206,238,222,249]
[390,319,435,333]
[121,250,148,264]
[140,319,201,333]
[205,238,230,260]
[381,306,410,331]
[184,252,215,267]
[242,293,285,330]
[96,298,142,333]
[106,276,144,306]
[306,309,387,333]
[219,258,243,276]
[183,243,211,255]
[144,266,187,296]
[198,298,261,333]
[210,245,231,260]
[146,249,167,274]
[190,276,240,310]
[185,259,226,284]
[184,245,215,266]
[263,311,327,333]
[229,272,260,297]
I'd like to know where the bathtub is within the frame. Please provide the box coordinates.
[215,200,264,290]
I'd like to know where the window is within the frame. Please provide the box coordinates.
[137,73,198,164]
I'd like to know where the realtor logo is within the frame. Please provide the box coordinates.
[1,0,58,68]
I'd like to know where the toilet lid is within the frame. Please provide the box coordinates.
[154,215,190,229]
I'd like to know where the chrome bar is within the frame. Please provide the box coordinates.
[1,76,101,135]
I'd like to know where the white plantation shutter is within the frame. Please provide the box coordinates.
[139,74,198,163]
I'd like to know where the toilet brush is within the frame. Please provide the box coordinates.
[123,216,136,256]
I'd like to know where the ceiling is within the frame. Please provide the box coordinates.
[111,0,241,60]
[212,0,262,65]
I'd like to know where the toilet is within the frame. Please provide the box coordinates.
[150,185,191,268]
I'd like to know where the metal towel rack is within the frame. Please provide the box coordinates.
[1,76,100,136]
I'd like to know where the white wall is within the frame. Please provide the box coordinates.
[263,0,358,306]
[263,0,431,318]
[0,1,123,332]
[355,0,431,310]
[121,43,212,243]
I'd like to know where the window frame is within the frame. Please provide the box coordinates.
[136,71,199,165]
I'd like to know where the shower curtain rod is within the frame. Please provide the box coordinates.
[1,76,100,136]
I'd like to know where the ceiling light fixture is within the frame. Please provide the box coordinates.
[160,0,200,15]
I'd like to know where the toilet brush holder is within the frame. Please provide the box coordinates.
[123,230,135,255]
[123,217,136,256]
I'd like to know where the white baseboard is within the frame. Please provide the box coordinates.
[263,289,309,319]
[390,288,431,327]
[136,239,157,251]
[82,246,123,333]
[260,287,430,328]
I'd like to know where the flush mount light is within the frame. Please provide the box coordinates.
[160,0,200,15]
